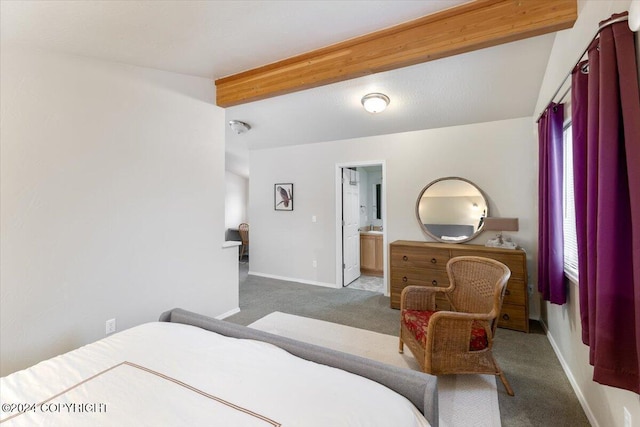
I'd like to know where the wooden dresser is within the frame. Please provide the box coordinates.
[390,240,529,332]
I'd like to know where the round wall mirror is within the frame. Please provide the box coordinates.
[415,177,489,243]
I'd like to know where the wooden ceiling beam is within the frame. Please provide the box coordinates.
[215,0,576,107]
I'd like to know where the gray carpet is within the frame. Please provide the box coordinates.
[226,262,590,427]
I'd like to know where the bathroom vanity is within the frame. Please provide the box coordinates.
[360,231,383,277]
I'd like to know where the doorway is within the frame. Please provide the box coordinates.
[342,168,361,286]
[335,161,387,295]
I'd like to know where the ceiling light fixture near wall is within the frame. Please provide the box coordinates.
[229,120,251,134]
[361,93,390,113]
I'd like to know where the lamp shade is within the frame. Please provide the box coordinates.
[483,217,519,231]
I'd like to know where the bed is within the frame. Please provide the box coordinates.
[424,224,475,239]
[0,308,438,426]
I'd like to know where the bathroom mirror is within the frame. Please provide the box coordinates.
[416,177,489,243]
[374,183,382,219]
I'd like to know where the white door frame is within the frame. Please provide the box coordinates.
[334,160,388,295]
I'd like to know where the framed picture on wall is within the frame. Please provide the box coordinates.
[274,183,293,211]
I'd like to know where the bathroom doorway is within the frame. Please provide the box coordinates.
[335,161,387,295]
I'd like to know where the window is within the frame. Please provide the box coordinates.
[562,122,579,282]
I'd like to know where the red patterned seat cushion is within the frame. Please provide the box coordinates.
[401,309,489,351]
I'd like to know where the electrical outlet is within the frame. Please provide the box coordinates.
[312,260,317,268]
[105,318,116,335]
[624,407,632,427]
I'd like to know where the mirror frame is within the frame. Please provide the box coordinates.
[415,176,489,244]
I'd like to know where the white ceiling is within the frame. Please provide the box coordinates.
[1,0,556,177]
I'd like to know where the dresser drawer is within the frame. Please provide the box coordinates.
[390,246,449,270]
[497,303,529,332]
[503,279,526,306]
[390,294,401,309]
[450,249,526,279]
[389,283,452,310]
[390,282,410,309]
[391,268,449,288]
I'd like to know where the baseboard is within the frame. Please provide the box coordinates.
[249,271,337,289]
[215,307,240,319]
[540,320,599,427]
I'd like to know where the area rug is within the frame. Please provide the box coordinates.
[249,311,500,427]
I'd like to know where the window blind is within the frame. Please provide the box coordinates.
[562,123,579,281]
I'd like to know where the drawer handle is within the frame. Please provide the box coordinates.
[430,258,437,264]
[402,276,408,282]
[504,289,511,296]
[402,255,408,261]
[502,313,510,321]
[432,280,438,286]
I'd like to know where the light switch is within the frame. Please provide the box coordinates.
[312,215,317,223]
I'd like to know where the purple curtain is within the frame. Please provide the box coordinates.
[537,103,566,305]
[571,12,640,394]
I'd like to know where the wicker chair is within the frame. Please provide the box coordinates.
[238,223,249,260]
[399,256,514,396]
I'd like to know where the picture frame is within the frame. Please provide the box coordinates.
[274,183,294,211]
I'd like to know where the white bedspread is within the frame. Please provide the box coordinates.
[0,322,429,426]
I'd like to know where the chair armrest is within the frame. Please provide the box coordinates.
[431,310,493,322]
[400,285,449,311]
[425,311,494,352]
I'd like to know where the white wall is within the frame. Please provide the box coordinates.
[535,1,640,426]
[225,171,249,229]
[0,46,239,376]
[249,117,538,316]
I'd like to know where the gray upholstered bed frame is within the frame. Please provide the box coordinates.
[424,223,475,238]
[159,308,438,426]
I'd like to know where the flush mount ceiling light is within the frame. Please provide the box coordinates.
[228,120,251,134]
[361,93,390,113]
